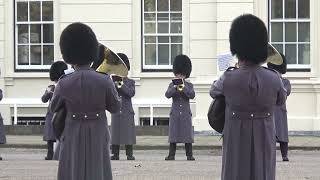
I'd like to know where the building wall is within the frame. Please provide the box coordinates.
[0,0,320,132]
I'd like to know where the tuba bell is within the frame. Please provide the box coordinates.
[266,43,283,65]
[91,43,128,88]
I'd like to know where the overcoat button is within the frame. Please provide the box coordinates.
[84,115,87,118]
[251,114,254,117]
[72,115,75,118]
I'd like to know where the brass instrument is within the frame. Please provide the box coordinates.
[172,78,185,91]
[177,84,185,91]
[266,43,283,65]
[92,43,128,88]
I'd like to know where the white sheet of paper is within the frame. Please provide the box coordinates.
[217,53,233,71]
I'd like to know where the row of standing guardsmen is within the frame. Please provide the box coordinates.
[0,14,291,180]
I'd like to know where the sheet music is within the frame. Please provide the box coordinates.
[217,53,234,71]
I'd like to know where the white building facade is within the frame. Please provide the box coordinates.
[0,0,319,133]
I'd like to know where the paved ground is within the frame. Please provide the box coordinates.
[3,135,320,150]
[0,149,319,180]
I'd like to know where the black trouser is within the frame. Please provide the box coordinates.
[111,144,133,156]
[279,141,288,158]
[168,143,193,157]
[46,140,54,159]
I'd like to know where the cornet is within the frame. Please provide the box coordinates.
[177,84,185,91]
[172,78,184,91]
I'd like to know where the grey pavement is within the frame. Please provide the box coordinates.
[1,135,320,150]
[0,149,320,180]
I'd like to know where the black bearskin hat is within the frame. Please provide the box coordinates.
[229,14,268,64]
[173,54,192,78]
[49,61,68,81]
[60,22,98,65]
[117,53,130,71]
[267,53,287,74]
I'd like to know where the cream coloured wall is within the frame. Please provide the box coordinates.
[0,0,319,133]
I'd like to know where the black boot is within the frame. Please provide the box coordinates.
[280,142,289,161]
[185,143,195,161]
[125,145,135,160]
[45,141,54,160]
[111,145,120,160]
[165,143,176,160]
[0,156,2,160]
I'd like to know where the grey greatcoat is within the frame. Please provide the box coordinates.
[210,65,287,180]
[0,89,6,144]
[50,66,120,180]
[165,81,195,143]
[42,86,56,141]
[275,78,291,143]
[111,78,136,145]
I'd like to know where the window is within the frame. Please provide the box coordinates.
[15,0,54,71]
[142,0,183,70]
[269,0,310,69]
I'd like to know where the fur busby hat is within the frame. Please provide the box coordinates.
[267,53,287,74]
[173,54,192,78]
[49,61,68,81]
[117,53,130,71]
[229,14,268,64]
[59,22,98,65]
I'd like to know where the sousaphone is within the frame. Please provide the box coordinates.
[91,43,128,77]
[266,43,283,65]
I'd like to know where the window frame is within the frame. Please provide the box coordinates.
[141,0,183,71]
[14,0,54,72]
[268,0,311,71]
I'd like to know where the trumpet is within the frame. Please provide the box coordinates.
[115,80,124,89]
[177,84,184,91]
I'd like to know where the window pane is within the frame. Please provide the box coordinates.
[42,1,53,21]
[285,23,296,42]
[271,23,283,42]
[17,25,29,44]
[145,36,156,43]
[145,44,156,65]
[170,22,182,33]
[30,24,41,43]
[17,2,28,21]
[43,24,54,43]
[285,0,296,18]
[298,44,310,64]
[30,1,41,21]
[171,44,182,64]
[30,45,41,65]
[171,36,182,43]
[298,22,310,42]
[43,45,54,65]
[145,23,156,33]
[285,44,297,64]
[272,44,284,54]
[158,36,169,43]
[271,0,283,19]
[298,0,310,18]
[144,0,155,12]
[170,0,182,11]
[18,45,29,65]
[158,22,169,33]
[158,44,169,65]
[144,13,156,21]
[157,13,169,21]
[157,0,169,11]
[170,13,182,21]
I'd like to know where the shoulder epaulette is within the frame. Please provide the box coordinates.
[226,66,238,71]
[97,71,109,76]
[262,66,279,74]
[58,73,72,80]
